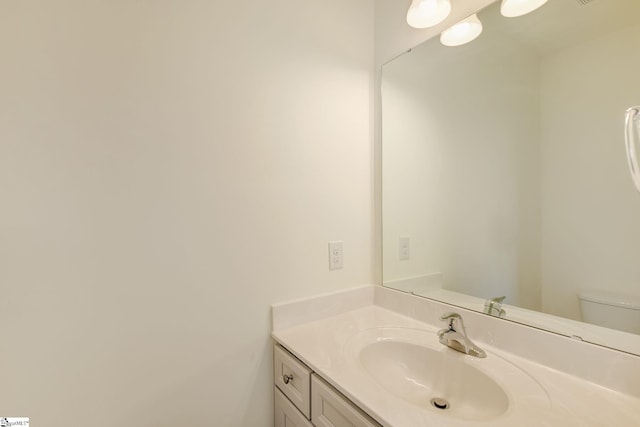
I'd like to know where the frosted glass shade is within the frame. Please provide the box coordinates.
[406,0,452,29]
[440,14,483,47]
[500,0,548,18]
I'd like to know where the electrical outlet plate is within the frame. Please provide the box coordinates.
[399,237,410,260]
[328,241,343,270]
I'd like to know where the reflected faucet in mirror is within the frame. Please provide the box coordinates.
[485,296,506,318]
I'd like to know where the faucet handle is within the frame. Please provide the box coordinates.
[440,312,464,330]
[440,312,461,321]
[489,296,506,304]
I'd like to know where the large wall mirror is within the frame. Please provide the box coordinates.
[382,0,640,355]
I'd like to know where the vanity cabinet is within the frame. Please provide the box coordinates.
[274,343,381,427]
[274,386,313,427]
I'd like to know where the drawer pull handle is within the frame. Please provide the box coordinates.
[283,374,294,384]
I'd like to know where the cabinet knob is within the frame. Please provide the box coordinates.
[283,374,294,384]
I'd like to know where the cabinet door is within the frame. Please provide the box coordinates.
[311,375,381,427]
[275,387,314,427]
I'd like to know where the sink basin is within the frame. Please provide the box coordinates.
[360,340,508,420]
[343,327,550,422]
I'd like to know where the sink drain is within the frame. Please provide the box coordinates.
[430,397,450,410]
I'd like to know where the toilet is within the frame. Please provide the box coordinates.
[578,291,640,334]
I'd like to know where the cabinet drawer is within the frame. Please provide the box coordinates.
[311,374,381,427]
[274,387,314,427]
[274,344,312,419]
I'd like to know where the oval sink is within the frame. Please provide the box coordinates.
[360,340,508,420]
[343,327,550,423]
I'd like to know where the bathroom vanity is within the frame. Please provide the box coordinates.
[272,285,640,427]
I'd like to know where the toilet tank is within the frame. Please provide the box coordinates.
[578,291,640,334]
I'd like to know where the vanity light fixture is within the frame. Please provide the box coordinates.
[406,0,452,29]
[440,14,483,47]
[500,0,548,18]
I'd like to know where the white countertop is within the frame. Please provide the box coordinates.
[272,286,640,427]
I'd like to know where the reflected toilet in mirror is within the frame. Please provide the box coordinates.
[578,291,640,335]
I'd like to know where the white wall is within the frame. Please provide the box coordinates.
[381,12,542,309]
[0,1,374,425]
[540,23,640,320]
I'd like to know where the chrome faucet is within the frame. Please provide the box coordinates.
[437,312,486,358]
[484,296,506,318]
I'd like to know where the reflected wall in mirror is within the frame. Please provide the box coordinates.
[382,0,640,355]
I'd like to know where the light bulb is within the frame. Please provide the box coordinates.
[440,14,483,47]
[406,0,452,29]
[500,0,549,18]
